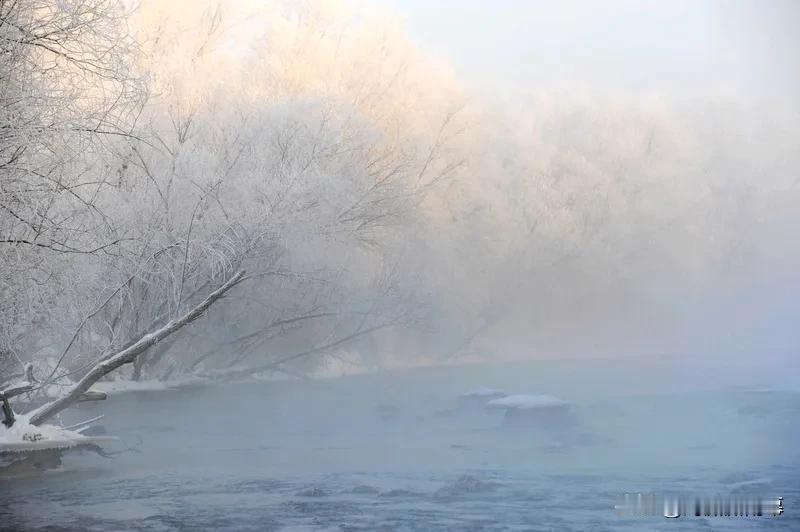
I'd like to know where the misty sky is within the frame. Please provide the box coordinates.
[376,0,800,98]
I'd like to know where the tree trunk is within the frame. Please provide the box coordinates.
[29,271,245,426]
[131,351,147,381]
[138,335,179,380]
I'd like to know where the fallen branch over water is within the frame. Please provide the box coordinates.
[28,270,245,426]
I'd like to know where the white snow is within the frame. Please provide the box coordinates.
[91,376,207,394]
[742,385,800,394]
[0,414,114,453]
[485,394,569,410]
[0,379,32,392]
[460,387,506,398]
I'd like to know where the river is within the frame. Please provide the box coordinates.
[2,357,798,530]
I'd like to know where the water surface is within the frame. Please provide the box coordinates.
[2,358,798,531]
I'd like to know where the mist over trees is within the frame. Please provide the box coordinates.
[2,0,798,418]
[431,94,800,360]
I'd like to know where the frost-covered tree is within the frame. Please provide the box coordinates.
[2,0,470,425]
[0,0,143,382]
[111,0,468,381]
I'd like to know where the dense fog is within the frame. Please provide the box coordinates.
[2,0,798,384]
[1,1,798,529]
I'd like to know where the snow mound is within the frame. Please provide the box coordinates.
[92,376,207,394]
[0,414,112,454]
[486,394,569,410]
[460,387,506,398]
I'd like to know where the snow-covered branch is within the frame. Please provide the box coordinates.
[28,271,245,425]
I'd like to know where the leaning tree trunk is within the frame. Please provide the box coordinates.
[29,271,245,426]
[138,335,180,380]
[131,335,178,381]
[131,350,147,382]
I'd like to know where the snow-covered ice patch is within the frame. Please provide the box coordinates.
[0,414,114,454]
[455,386,507,412]
[460,387,506,398]
[742,385,800,394]
[485,394,569,410]
[92,376,207,394]
[485,394,576,429]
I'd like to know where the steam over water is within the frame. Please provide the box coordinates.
[3,357,799,531]
[2,1,799,530]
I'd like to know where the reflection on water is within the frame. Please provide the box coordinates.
[2,358,799,531]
